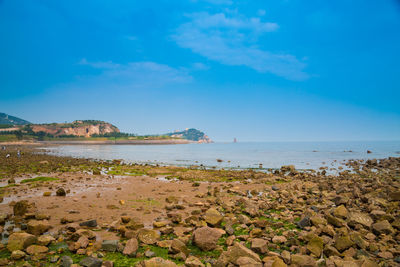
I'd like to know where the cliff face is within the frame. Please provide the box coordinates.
[30,120,119,137]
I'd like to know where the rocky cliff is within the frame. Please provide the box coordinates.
[29,120,119,137]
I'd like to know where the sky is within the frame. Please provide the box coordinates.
[0,0,400,142]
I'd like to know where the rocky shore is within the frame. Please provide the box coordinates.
[0,146,399,266]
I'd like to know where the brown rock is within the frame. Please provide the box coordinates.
[7,233,37,252]
[348,212,373,228]
[137,229,160,245]
[251,238,268,254]
[123,238,138,257]
[372,220,394,235]
[193,226,223,251]
[27,220,51,236]
[290,254,316,267]
[26,245,49,255]
[185,256,205,267]
[204,208,223,226]
[334,235,354,252]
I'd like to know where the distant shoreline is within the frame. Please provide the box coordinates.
[36,139,194,145]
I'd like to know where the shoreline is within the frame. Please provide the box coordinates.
[0,146,398,266]
[0,139,196,146]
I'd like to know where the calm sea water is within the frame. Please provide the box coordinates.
[43,141,400,171]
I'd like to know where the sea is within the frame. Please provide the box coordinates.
[43,141,400,171]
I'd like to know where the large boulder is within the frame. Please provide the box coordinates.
[27,220,51,236]
[137,229,160,245]
[348,212,373,228]
[193,226,223,251]
[216,242,261,266]
[7,232,37,252]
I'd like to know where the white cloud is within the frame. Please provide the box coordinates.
[172,12,308,80]
[76,59,192,89]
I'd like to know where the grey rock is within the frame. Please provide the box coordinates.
[60,255,73,267]
[79,219,97,228]
[79,257,103,267]
[101,240,119,252]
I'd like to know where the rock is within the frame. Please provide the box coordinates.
[60,256,73,267]
[27,220,51,235]
[43,192,51,197]
[281,250,291,264]
[13,200,35,216]
[79,219,97,228]
[372,220,394,235]
[307,236,323,257]
[10,250,26,260]
[145,250,156,257]
[204,208,223,226]
[75,235,90,249]
[102,240,119,252]
[185,256,205,267]
[334,235,354,252]
[193,226,223,251]
[271,258,287,267]
[26,245,49,255]
[123,238,138,256]
[56,188,66,196]
[327,215,345,227]
[7,232,37,251]
[236,256,263,267]
[217,242,261,266]
[348,212,373,228]
[251,238,268,254]
[37,235,55,246]
[140,257,177,267]
[297,216,311,229]
[121,216,131,224]
[169,238,189,256]
[389,190,400,201]
[126,218,144,230]
[333,205,348,219]
[272,236,287,244]
[79,257,103,267]
[102,261,114,267]
[0,259,9,266]
[137,229,160,245]
[290,254,316,267]
[310,216,327,227]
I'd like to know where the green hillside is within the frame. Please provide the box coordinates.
[0,112,31,125]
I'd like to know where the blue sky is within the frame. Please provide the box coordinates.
[1,0,399,141]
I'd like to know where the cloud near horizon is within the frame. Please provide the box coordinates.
[172,12,308,81]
